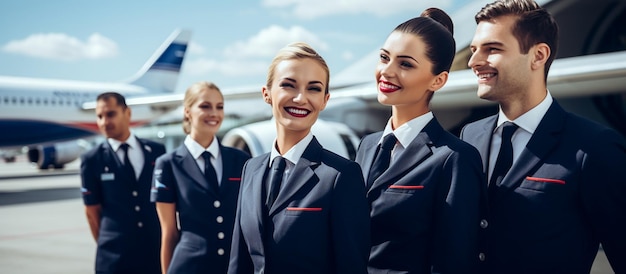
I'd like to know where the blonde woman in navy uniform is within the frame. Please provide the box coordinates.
[151,81,250,273]
[355,9,485,273]
[81,92,165,274]
[228,43,370,274]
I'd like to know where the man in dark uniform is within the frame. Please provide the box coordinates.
[81,92,165,274]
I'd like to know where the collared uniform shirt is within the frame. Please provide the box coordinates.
[380,112,434,164]
[107,133,144,180]
[184,135,223,185]
[269,132,314,185]
[488,92,553,181]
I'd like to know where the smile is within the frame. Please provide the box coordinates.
[378,81,400,93]
[285,107,310,117]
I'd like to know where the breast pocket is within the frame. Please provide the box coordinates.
[519,176,567,192]
[385,184,425,194]
[284,207,324,216]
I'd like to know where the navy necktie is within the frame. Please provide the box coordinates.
[266,156,286,209]
[489,122,519,198]
[367,134,397,187]
[201,151,219,192]
[120,143,136,181]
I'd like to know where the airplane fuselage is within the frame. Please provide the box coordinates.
[0,76,160,147]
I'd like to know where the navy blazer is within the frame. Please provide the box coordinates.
[460,101,626,274]
[228,137,371,274]
[356,118,485,274]
[80,137,165,274]
[151,143,250,274]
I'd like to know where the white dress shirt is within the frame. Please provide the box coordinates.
[269,131,314,184]
[108,133,144,180]
[184,135,223,185]
[488,92,553,181]
[380,112,434,164]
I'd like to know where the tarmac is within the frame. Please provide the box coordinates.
[0,157,615,273]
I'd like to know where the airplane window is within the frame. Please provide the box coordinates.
[36,98,41,105]
[20,98,25,104]
[2,97,7,104]
[27,98,33,104]
[12,97,16,104]
[43,99,48,105]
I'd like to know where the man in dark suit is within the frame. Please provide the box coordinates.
[81,92,165,274]
[460,1,626,273]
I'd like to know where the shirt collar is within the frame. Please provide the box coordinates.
[270,132,313,167]
[496,91,553,134]
[184,135,220,160]
[381,112,434,148]
[108,133,140,152]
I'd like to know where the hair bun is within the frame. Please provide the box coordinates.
[421,7,454,35]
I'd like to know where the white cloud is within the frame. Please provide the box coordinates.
[183,57,268,77]
[2,32,118,61]
[341,51,354,61]
[184,25,331,79]
[223,25,329,58]
[187,41,206,55]
[262,0,452,19]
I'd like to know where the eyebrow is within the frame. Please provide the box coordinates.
[380,48,419,64]
[474,41,505,48]
[284,77,324,86]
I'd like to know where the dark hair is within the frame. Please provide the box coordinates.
[475,0,559,81]
[393,7,456,75]
[96,91,127,109]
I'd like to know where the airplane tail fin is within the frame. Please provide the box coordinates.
[126,29,191,93]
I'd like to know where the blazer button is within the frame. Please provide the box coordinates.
[217,248,225,256]
[135,206,141,212]
[137,222,143,228]
[478,253,486,261]
[480,219,488,229]
[218,232,225,239]
[213,200,221,208]
[132,191,138,197]
[216,216,224,223]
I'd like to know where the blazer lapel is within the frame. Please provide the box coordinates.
[268,138,322,216]
[218,145,239,191]
[246,154,271,251]
[359,132,382,180]
[174,145,214,194]
[136,138,155,181]
[102,141,125,175]
[499,102,566,190]
[476,117,497,174]
[367,119,440,196]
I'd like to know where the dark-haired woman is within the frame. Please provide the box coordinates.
[355,8,485,274]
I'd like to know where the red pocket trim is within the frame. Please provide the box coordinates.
[228,177,241,181]
[286,207,323,211]
[526,176,566,184]
[388,185,424,189]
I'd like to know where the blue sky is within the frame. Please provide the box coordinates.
[0,0,482,93]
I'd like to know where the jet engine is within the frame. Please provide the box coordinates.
[27,140,89,169]
[222,119,360,160]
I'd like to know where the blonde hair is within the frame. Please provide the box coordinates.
[182,81,223,134]
[266,42,330,94]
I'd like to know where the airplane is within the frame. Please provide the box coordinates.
[4,0,625,169]
[215,0,626,158]
[0,29,191,169]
